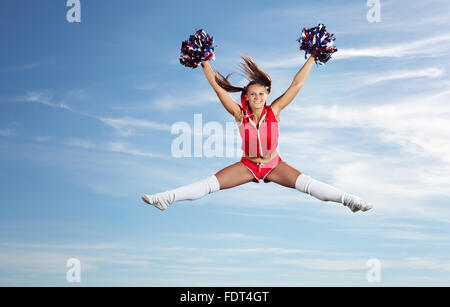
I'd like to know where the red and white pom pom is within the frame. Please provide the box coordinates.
[297,24,338,65]
[180,29,215,69]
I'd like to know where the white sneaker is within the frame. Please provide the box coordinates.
[141,194,168,211]
[345,196,373,213]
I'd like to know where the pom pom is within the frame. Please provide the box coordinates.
[297,24,338,65]
[179,29,215,69]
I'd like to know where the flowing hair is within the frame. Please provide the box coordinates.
[214,55,272,95]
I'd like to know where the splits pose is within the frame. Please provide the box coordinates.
[142,52,373,213]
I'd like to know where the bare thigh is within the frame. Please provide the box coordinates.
[264,161,302,188]
[215,162,257,190]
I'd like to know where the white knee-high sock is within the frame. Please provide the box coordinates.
[295,173,355,205]
[153,175,221,207]
[172,175,221,203]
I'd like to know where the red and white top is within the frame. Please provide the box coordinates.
[237,92,279,158]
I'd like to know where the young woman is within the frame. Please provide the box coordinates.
[142,54,373,213]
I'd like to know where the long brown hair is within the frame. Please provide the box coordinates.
[214,55,272,95]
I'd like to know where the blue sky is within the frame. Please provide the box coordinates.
[1,0,450,286]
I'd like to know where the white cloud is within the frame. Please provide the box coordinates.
[0,251,90,275]
[404,257,450,271]
[264,257,367,271]
[0,242,127,250]
[184,232,273,241]
[141,246,360,258]
[65,89,89,101]
[382,229,450,242]
[335,33,450,60]
[107,142,162,158]
[268,88,450,221]
[177,257,215,264]
[163,264,268,275]
[0,59,47,72]
[152,91,218,111]
[100,117,171,137]
[1,240,448,285]
[107,89,220,112]
[260,34,450,68]
[336,224,450,242]
[0,129,14,137]
[35,135,50,142]
[65,138,96,149]
[22,91,73,111]
[361,67,444,85]
[133,83,156,90]
[284,91,450,165]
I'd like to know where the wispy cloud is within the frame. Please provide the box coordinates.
[0,251,82,275]
[0,250,152,276]
[284,90,450,164]
[265,88,450,222]
[183,232,272,241]
[0,129,14,137]
[64,138,97,149]
[0,242,127,250]
[335,33,450,60]
[264,258,367,271]
[260,34,450,68]
[0,59,47,72]
[141,246,360,258]
[361,67,444,85]
[21,91,73,111]
[336,225,450,242]
[404,257,450,271]
[107,142,162,158]
[110,90,218,111]
[133,83,156,90]
[1,91,99,120]
[34,135,50,142]
[382,229,450,242]
[1,239,448,285]
[3,91,172,138]
[100,117,171,136]
[152,91,218,111]
[177,257,215,264]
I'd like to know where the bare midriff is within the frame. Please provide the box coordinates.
[243,151,279,163]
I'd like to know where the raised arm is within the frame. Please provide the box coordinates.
[201,61,241,120]
[270,54,316,114]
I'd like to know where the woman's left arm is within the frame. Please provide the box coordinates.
[270,54,315,114]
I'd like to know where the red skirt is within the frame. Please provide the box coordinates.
[240,155,282,182]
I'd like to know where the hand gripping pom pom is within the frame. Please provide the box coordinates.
[297,24,338,65]
[179,29,215,69]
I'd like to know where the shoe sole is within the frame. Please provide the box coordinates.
[141,195,167,211]
[361,204,373,212]
[141,195,150,204]
[349,204,373,213]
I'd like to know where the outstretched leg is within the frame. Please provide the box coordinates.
[215,161,258,189]
[142,162,256,210]
[265,161,373,213]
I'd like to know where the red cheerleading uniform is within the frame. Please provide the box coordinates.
[237,92,282,182]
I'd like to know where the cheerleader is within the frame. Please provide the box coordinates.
[141,27,373,213]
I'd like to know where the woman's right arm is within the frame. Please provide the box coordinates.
[201,61,241,120]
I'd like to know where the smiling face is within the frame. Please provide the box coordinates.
[244,83,269,112]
